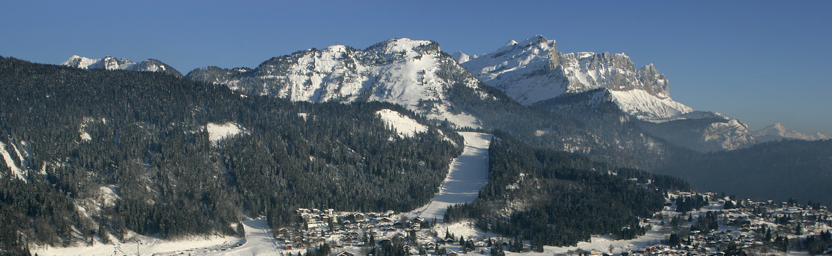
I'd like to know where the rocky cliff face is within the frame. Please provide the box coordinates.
[460,35,756,152]
[457,35,670,105]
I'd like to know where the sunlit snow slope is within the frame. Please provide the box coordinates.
[416,132,492,221]
[186,38,494,129]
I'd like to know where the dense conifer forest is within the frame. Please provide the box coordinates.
[0,56,462,253]
[444,131,691,250]
[656,139,832,207]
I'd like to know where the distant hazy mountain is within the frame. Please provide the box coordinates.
[752,123,830,142]
[457,35,755,152]
[62,55,183,77]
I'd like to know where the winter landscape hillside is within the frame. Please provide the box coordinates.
[1,33,831,256]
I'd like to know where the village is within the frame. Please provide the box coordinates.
[268,192,832,256]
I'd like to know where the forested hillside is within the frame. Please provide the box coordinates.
[656,139,832,206]
[0,56,462,253]
[444,131,690,250]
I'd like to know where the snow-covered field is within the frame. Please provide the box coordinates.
[30,231,241,256]
[206,122,246,143]
[411,132,493,221]
[376,109,428,138]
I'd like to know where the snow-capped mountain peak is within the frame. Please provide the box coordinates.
[186,38,496,129]
[61,55,183,77]
[460,35,675,106]
[462,35,757,151]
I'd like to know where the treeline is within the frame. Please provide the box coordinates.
[444,131,690,249]
[0,56,462,252]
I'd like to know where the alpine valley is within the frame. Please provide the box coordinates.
[0,35,830,255]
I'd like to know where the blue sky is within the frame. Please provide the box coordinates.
[2,0,830,136]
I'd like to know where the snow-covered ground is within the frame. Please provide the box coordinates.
[191,218,278,256]
[408,132,492,221]
[206,122,246,143]
[30,219,279,256]
[0,141,28,181]
[376,109,428,138]
[30,231,241,256]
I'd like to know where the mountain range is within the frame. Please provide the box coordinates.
[63,36,826,150]
[56,35,832,205]
[2,35,831,253]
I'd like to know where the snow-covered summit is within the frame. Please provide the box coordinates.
[186,38,495,129]
[752,123,830,142]
[458,35,670,106]
[463,35,757,151]
[460,35,713,123]
[61,55,183,77]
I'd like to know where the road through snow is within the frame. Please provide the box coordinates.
[201,218,277,256]
[416,132,492,221]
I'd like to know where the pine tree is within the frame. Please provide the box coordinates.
[236,222,246,238]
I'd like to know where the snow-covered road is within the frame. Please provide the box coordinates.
[415,132,492,221]
[201,218,277,256]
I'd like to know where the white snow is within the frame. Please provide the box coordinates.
[98,185,121,208]
[375,109,427,138]
[607,89,694,121]
[207,38,488,129]
[61,55,167,74]
[198,218,277,256]
[752,122,830,141]
[206,122,246,143]
[0,141,28,182]
[413,132,492,221]
[80,132,92,141]
[30,232,240,256]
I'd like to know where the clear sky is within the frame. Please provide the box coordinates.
[2,0,830,136]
